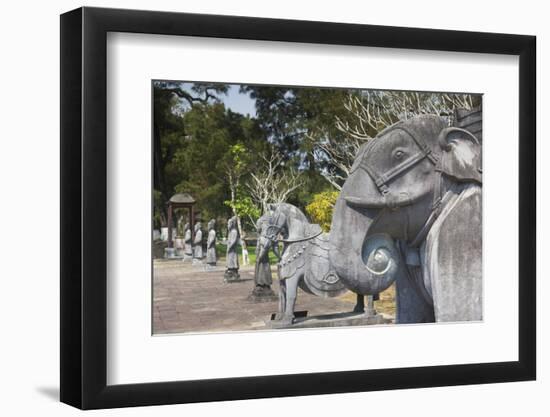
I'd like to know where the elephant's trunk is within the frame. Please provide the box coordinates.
[329,184,400,295]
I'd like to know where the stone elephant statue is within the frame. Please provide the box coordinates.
[329,113,482,324]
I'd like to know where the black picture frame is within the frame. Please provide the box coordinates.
[60,6,536,410]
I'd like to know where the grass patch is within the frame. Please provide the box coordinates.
[216,242,279,265]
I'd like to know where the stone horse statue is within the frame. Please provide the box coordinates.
[257,203,348,325]
[329,112,482,324]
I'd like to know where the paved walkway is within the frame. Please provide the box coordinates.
[153,259,373,334]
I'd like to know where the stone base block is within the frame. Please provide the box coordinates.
[247,286,278,303]
[224,269,242,283]
[164,247,177,259]
[267,311,392,329]
[266,311,308,329]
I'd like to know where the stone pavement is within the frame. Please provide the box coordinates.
[153,259,368,334]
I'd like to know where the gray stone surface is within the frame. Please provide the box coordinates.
[152,261,373,334]
[247,285,278,303]
[164,247,177,259]
[183,223,193,257]
[161,227,177,242]
[174,237,184,257]
[204,264,220,272]
[254,217,273,285]
[193,222,203,260]
[169,193,196,204]
[177,216,185,237]
[257,203,348,325]
[224,269,242,282]
[253,216,274,293]
[206,219,217,266]
[225,216,239,278]
[454,106,482,143]
[329,113,482,324]
[267,310,391,329]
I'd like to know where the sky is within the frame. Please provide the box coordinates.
[178,82,257,117]
[223,85,257,117]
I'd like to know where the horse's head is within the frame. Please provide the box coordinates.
[256,208,287,261]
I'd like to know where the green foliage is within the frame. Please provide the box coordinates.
[224,195,261,225]
[305,190,340,232]
[153,82,227,208]
[154,81,481,235]
[216,242,279,265]
[241,85,352,165]
[226,143,249,172]
[152,190,164,229]
[154,92,266,227]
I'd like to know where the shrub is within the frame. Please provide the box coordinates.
[305,190,339,232]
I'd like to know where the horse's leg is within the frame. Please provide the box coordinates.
[275,278,286,321]
[281,275,299,325]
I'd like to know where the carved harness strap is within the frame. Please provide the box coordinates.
[279,231,323,244]
[358,125,440,198]
[354,123,481,304]
[264,210,323,245]
[356,125,446,248]
[359,125,443,305]
[262,210,325,279]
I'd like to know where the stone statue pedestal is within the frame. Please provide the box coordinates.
[204,263,217,271]
[182,253,193,262]
[247,285,278,303]
[164,247,177,259]
[267,310,391,329]
[223,269,242,283]
[174,236,184,257]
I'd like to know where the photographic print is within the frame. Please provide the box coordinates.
[152,81,482,335]
[60,9,535,408]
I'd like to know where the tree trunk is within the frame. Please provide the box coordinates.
[235,215,249,266]
[229,181,249,266]
[153,122,168,225]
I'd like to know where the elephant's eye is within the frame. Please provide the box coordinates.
[394,150,405,160]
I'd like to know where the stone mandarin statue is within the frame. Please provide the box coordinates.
[251,215,276,298]
[183,223,193,258]
[177,216,185,237]
[174,216,185,257]
[206,219,217,266]
[224,216,240,282]
[193,222,203,260]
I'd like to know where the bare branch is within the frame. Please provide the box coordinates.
[306,90,477,189]
[246,151,304,214]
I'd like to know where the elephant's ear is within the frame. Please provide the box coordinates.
[438,127,482,184]
[423,184,483,322]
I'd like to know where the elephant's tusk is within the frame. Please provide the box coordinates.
[345,196,386,209]
[345,193,416,209]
